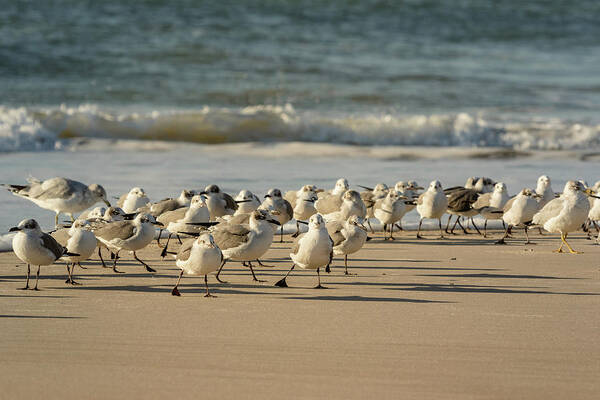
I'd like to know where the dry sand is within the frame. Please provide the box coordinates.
[1,230,599,399]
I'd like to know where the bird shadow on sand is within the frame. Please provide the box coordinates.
[383,283,600,296]
[280,294,452,303]
[416,273,582,280]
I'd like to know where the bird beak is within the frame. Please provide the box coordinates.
[315,188,324,193]
[123,213,137,220]
[235,199,252,204]
[268,219,281,225]
[264,194,271,198]
[358,185,373,191]
[198,191,207,195]
[9,227,21,232]
[303,199,316,203]
[532,193,542,199]
[414,186,424,190]
[153,221,164,226]
[297,220,309,225]
[103,199,111,207]
[584,188,600,198]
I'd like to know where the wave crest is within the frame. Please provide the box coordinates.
[1,104,600,152]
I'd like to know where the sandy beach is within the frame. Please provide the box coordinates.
[1,229,599,399]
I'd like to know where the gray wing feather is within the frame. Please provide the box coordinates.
[222,193,238,211]
[41,233,65,259]
[176,239,194,262]
[158,207,188,225]
[211,224,250,250]
[50,228,70,247]
[94,221,136,241]
[326,221,345,246]
[27,178,83,200]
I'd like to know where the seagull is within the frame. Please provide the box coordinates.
[326,215,368,275]
[284,184,321,209]
[323,190,367,222]
[3,177,110,226]
[395,181,423,215]
[274,214,333,289]
[117,187,150,213]
[445,187,482,235]
[52,220,97,285]
[78,206,107,221]
[472,182,510,237]
[586,181,600,238]
[535,175,555,207]
[416,180,448,239]
[291,189,318,237]
[315,178,349,214]
[359,183,389,232]
[93,213,163,273]
[171,233,223,297]
[159,195,215,257]
[532,181,596,253]
[212,210,281,282]
[496,189,541,245]
[232,190,261,215]
[141,189,194,217]
[259,188,293,242]
[373,189,407,240]
[200,184,238,220]
[10,219,73,290]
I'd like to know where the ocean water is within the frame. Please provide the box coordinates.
[1,0,600,150]
[1,1,600,241]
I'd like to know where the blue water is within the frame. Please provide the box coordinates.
[1,0,600,150]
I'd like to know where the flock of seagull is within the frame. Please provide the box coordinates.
[3,174,600,296]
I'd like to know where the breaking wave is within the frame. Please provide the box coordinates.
[1,104,600,152]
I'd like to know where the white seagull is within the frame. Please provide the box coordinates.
[171,233,223,297]
[416,180,448,239]
[117,187,150,213]
[93,213,163,273]
[211,210,281,282]
[200,184,239,220]
[532,181,596,253]
[10,219,71,290]
[496,188,541,245]
[52,220,97,285]
[275,214,333,289]
[373,189,407,240]
[326,215,368,275]
[3,177,110,226]
[259,188,293,243]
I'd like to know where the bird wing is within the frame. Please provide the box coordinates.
[315,194,341,214]
[284,191,297,208]
[158,207,188,225]
[223,213,251,225]
[116,193,128,207]
[360,191,375,208]
[291,234,305,255]
[532,198,563,226]
[150,199,179,216]
[211,224,250,250]
[40,233,65,260]
[176,239,195,262]
[326,221,345,247]
[222,193,238,211]
[94,221,136,241]
[472,193,491,209]
[503,196,516,213]
[283,200,293,218]
[50,228,71,247]
[27,178,82,200]
[448,189,479,212]
[416,193,425,205]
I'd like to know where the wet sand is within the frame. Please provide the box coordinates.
[1,230,599,399]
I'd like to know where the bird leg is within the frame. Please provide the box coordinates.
[416,218,424,239]
[314,268,327,289]
[176,234,182,245]
[367,219,375,234]
[280,225,284,243]
[112,251,125,273]
[32,266,41,290]
[256,259,275,268]
[68,213,75,222]
[291,221,301,238]
[438,218,445,239]
[470,218,482,236]
[204,274,215,297]
[524,226,533,245]
[54,213,60,228]
[274,264,295,287]
[98,247,108,268]
[456,218,468,234]
[562,233,581,254]
[134,251,156,273]
[445,215,453,233]
[156,229,164,247]
[389,223,395,240]
[215,260,228,283]
[395,222,404,231]
[483,220,488,238]
[19,264,30,290]
[247,261,266,283]
[495,225,511,245]
[160,233,173,258]
[171,269,183,296]
[344,254,356,275]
